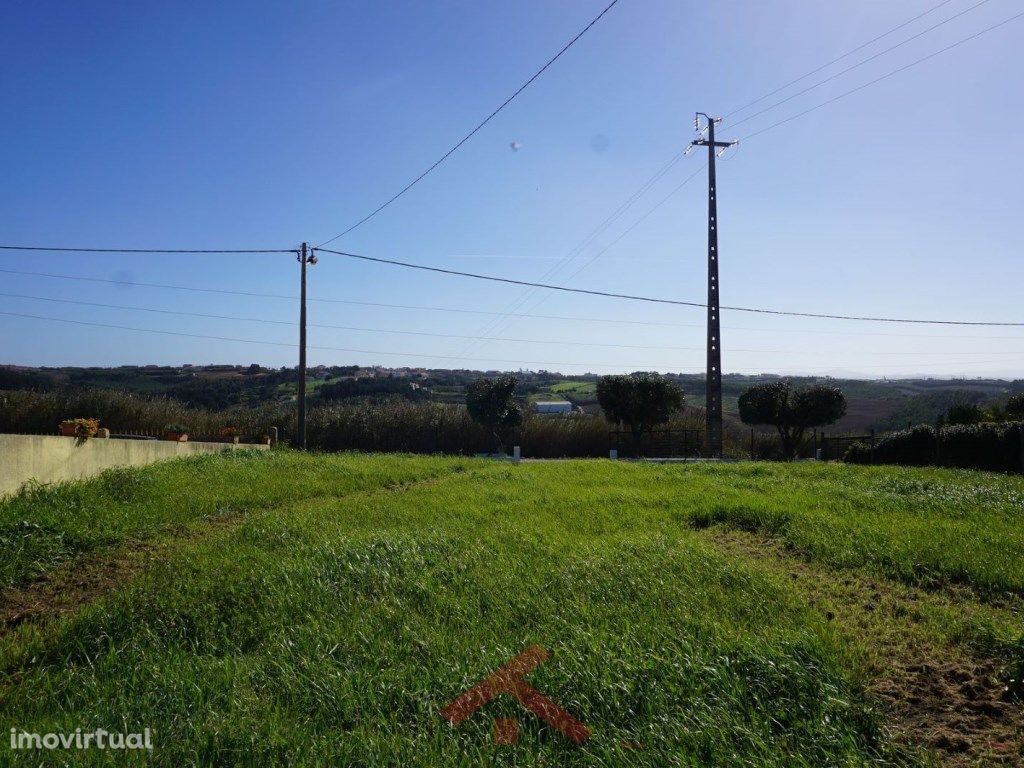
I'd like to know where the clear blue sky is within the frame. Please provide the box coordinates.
[2,0,1022,378]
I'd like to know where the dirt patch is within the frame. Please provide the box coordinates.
[702,528,1024,766]
[0,469,465,634]
[874,661,1021,765]
[0,512,241,632]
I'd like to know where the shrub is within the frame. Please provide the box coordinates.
[60,417,100,439]
[1,387,721,458]
[1007,393,1024,420]
[845,422,1023,473]
[596,373,685,449]
[738,382,846,460]
[946,402,985,426]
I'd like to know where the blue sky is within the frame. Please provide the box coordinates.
[2,0,1022,378]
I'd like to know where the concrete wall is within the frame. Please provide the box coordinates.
[0,434,269,497]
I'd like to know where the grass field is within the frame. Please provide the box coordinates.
[1,453,1021,766]
[548,381,598,399]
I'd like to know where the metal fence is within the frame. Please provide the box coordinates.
[819,430,877,462]
[609,429,703,459]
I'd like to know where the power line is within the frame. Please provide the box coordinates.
[558,164,707,286]
[727,0,995,131]
[740,9,1024,142]
[453,150,692,359]
[492,4,1018,319]
[0,310,696,371]
[0,266,300,299]
[315,0,621,248]
[457,158,701,358]
[3,310,1016,374]
[9,265,1021,339]
[0,245,294,254]
[313,247,1024,326]
[0,291,729,352]
[0,265,677,325]
[724,0,958,119]
[5,291,1020,357]
[4,250,1022,328]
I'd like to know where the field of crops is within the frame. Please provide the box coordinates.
[1,452,1021,766]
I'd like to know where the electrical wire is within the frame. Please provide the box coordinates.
[5,291,1020,356]
[727,0,995,131]
[739,9,1024,142]
[315,0,621,247]
[0,245,295,254]
[453,150,690,358]
[8,265,1022,339]
[460,161,705,358]
[0,310,696,371]
[724,0,957,119]
[3,249,1022,327]
[2,310,1016,375]
[312,247,1024,326]
[0,291,733,352]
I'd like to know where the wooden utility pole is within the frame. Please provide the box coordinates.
[690,113,736,458]
[296,242,317,449]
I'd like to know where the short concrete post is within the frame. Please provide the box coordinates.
[512,445,521,463]
[609,449,618,460]
[96,428,110,439]
[269,426,278,446]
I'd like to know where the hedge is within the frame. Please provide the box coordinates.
[844,422,1024,473]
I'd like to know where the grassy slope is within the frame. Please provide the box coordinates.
[0,451,465,588]
[1,455,1022,766]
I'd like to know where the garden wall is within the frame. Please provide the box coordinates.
[0,434,268,496]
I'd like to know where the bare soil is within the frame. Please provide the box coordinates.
[703,528,1024,766]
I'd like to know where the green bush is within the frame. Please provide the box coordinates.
[845,422,1023,472]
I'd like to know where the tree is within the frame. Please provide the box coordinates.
[738,381,846,460]
[946,401,985,426]
[596,373,685,453]
[465,376,522,454]
[1006,393,1024,420]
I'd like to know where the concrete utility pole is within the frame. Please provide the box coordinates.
[296,242,317,449]
[690,114,736,458]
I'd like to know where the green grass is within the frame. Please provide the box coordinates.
[548,380,597,399]
[0,450,465,589]
[1,455,1022,766]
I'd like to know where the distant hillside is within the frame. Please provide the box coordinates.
[2,364,1020,433]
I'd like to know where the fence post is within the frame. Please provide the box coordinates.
[1019,427,1023,474]
[869,428,876,465]
[750,428,755,461]
[935,424,941,467]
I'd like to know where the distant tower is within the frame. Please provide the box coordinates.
[690,114,736,458]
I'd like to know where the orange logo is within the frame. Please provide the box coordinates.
[439,645,590,745]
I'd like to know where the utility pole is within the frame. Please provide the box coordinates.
[690,113,736,458]
[296,242,317,449]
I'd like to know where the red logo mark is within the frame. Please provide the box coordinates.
[439,645,590,745]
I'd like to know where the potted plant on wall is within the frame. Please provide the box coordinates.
[59,418,99,440]
[219,426,241,444]
[162,423,189,442]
